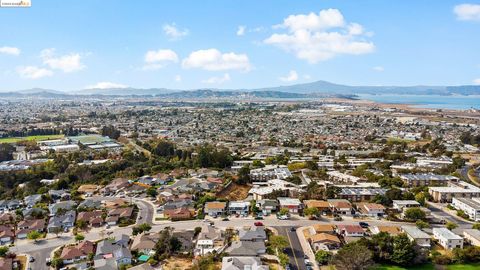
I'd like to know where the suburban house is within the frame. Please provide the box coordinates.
[309,233,341,251]
[303,200,330,215]
[16,219,45,239]
[370,226,402,236]
[131,233,160,255]
[312,224,336,235]
[225,240,266,256]
[228,201,250,216]
[195,225,225,256]
[77,210,104,227]
[163,207,193,221]
[48,200,76,216]
[60,240,95,264]
[336,224,364,237]
[0,225,14,245]
[106,207,133,225]
[48,210,76,233]
[204,201,227,217]
[357,203,386,217]
[433,228,463,250]
[23,194,42,208]
[392,200,421,211]
[255,199,278,216]
[401,226,431,248]
[94,234,132,268]
[277,197,302,214]
[238,226,267,242]
[221,257,269,270]
[77,184,101,196]
[328,199,353,215]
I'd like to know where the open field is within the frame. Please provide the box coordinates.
[0,134,64,143]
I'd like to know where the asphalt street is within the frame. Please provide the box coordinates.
[275,226,307,270]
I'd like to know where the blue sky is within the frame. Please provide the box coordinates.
[0,0,480,91]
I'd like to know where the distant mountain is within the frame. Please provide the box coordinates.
[156,89,314,99]
[79,87,176,96]
[16,88,66,95]
[2,80,480,98]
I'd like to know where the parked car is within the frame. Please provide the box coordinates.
[359,222,369,228]
[334,216,343,221]
[290,227,296,232]
[254,221,264,226]
[255,216,264,220]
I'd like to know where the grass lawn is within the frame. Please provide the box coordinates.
[372,263,480,270]
[0,134,64,143]
[371,264,434,270]
[447,263,480,270]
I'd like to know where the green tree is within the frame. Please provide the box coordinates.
[446,221,458,231]
[268,235,289,254]
[416,220,430,229]
[27,230,42,242]
[303,207,319,217]
[75,220,88,231]
[237,165,251,184]
[332,242,373,270]
[391,234,416,266]
[404,207,426,221]
[315,250,332,265]
[472,223,480,230]
[0,246,8,257]
[75,234,85,242]
[279,208,289,216]
[146,187,158,198]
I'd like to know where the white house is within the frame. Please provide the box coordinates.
[401,226,431,248]
[433,228,463,250]
[463,229,480,247]
[451,197,480,221]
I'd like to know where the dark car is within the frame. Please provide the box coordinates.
[222,217,229,221]
[254,221,264,226]
[290,227,296,232]
[359,222,369,228]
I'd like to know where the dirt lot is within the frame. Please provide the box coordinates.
[163,257,194,270]
[216,182,251,201]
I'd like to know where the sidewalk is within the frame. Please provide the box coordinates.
[296,226,319,270]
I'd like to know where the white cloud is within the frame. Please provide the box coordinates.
[182,49,251,71]
[40,48,85,73]
[86,82,128,89]
[175,75,182,82]
[264,9,375,63]
[279,70,298,82]
[0,46,20,56]
[17,66,53,79]
[163,23,189,40]
[281,9,345,32]
[473,78,480,85]
[143,49,178,70]
[202,73,231,84]
[237,25,246,36]
[303,74,311,79]
[373,66,384,72]
[454,4,480,21]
